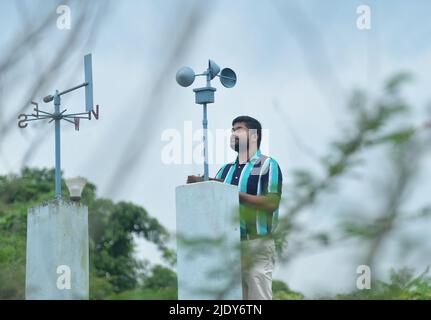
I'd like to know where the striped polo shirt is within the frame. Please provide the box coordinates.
[215,149,283,238]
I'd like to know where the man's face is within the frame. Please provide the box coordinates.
[230,122,250,152]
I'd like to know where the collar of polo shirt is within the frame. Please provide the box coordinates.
[234,149,262,166]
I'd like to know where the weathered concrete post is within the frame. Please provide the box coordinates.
[25,199,89,300]
[175,181,242,299]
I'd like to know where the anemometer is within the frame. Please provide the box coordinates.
[176,59,237,181]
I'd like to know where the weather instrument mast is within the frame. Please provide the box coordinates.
[17,54,100,199]
[176,60,237,181]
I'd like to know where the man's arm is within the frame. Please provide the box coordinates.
[239,192,280,213]
[241,157,283,213]
[187,175,223,184]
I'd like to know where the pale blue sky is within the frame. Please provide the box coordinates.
[1,0,431,297]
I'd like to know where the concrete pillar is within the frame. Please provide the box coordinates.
[175,181,242,299]
[25,199,89,300]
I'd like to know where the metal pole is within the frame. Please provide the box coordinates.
[203,103,209,181]
[202,71,212,181]
[53,90,62,199]
[59,82,87,96]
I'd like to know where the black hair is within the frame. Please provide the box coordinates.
[232,115,262,148]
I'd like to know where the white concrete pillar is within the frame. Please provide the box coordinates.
[25,199,89,300]
[175,181,242,299]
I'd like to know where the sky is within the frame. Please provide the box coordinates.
[1,0,431,297]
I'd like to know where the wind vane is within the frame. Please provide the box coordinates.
[176,60,237,181]
[17,54,100,199]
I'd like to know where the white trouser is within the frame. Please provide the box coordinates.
[241,238,276,300]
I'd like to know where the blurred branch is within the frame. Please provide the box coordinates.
[271,0,342,118]
[363,139,424,268]
[0,1,111,169]
[103,0,209,196]
[0,2,89,140]
[17,2,111,169]
[274,73,429,269]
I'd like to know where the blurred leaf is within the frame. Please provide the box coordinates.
[385,72,413,95]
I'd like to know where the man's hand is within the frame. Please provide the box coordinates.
[239,192,280,213]
[186,175,224,184]
[187,175,203,184]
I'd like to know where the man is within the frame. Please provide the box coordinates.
[215,115,283,300]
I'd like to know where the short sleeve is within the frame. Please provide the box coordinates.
[215,164,228,180]
[259,158,282,196]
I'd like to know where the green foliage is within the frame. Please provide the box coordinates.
[0,232,26,299]
[272,280,304,300]
[108,287,177,300]
[142,265,177,290]
[335,268,431,300]
[292,72,414,199]
[108,264,178,300]
[90,199,171,293]
[272,72,431,300]
[384,72,413,95]
[277,72,425,257]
